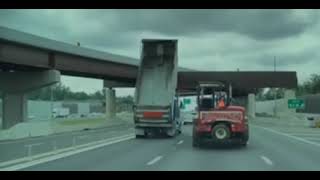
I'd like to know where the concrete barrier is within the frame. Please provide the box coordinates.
[0,112,133,141]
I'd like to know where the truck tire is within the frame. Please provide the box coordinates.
[166,129,176,138]
[135,128,147,138]
[135,135,145,139]
[212,124,231,141]
[192,135,200,147]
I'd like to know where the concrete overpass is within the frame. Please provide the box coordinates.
[0,26,297,129]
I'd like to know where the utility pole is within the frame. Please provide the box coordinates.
[50,84,55,119]
[274,56,276,72]
[273,56,277,117]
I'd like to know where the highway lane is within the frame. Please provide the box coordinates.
[21,124,320,171]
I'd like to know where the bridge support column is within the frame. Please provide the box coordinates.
[2,93,28,129]
[0,70,60,129]
[247,93,256,119]
[105,88,116,119]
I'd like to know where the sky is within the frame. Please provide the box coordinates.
[0,9,319,96]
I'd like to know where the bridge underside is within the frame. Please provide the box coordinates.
[177,71,297,97]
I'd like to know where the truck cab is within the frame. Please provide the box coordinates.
[192,81,249,147]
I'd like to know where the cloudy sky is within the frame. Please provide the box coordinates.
[0,9,319,96]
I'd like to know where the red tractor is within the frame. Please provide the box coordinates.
[192,81,249,147]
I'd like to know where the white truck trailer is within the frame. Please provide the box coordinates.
[133,39,182,138]
[52,107,70,118]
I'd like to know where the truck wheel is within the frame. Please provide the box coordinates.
[240,141,247,147]
[192,136,200,147]
[166,127,176,138]
[167,131,176,138]
[135,135,144,139]
[135,128,146,138]
[212,124,231,141]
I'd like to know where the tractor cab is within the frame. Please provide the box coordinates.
[192,81,249,147]
[196,81,232,111]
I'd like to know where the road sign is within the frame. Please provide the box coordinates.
[183,98,191,105]
[288,99,305,109]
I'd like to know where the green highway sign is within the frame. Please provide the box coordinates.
[183,98,191,105]
[288,99,305,109]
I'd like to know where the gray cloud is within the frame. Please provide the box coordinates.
[114,9,319,40]
[0,9,136,49]
[0,9,319,94]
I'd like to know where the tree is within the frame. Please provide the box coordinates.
[260,88,284,100]
[256,88,266,101]
[92,90,104,100]
[295,74,320,96]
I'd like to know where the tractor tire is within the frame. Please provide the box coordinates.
[212,124,231,141]
[192,135,200,147]
[240,141,247,147]
[240,130,249,147]
[192,128,200,147]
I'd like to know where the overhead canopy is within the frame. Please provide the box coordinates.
[177,71,298,97]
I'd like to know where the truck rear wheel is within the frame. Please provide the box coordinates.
[135,135,145,138]
[166,129,176,138]
[212,124,231,141]
[135,128,147,138]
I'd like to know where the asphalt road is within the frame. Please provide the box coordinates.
[0,124,133,163]
[19,124,320,171]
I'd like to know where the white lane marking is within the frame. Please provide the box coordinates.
[289,133,320,137]
[303,137,320,141]
[0,134,135,171]
[260,156,273,166]
[177,140,184,145]
[252,125,320,147]
[146,156,163,166]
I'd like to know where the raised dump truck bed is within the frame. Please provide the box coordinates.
[133,39,181,138]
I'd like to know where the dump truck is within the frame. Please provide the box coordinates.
[192,81,249,147]
[133,39,182,138]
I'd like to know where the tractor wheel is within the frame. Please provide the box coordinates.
[192,136,200,147]
[212,124,231,141]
